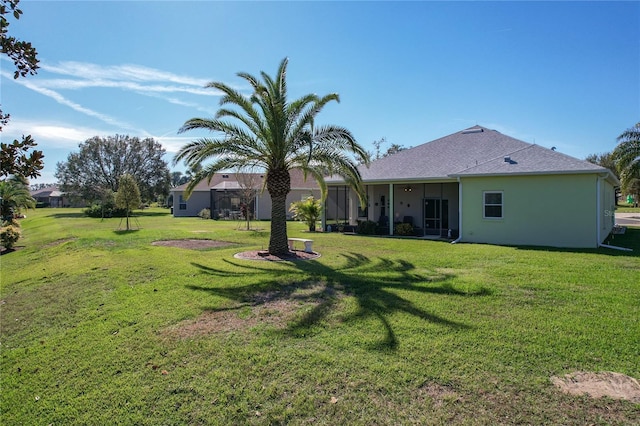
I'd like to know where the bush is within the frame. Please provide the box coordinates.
[198,208,211,220]
[84,203,128,218]
[289,196,322,232]
[356,220,378,235]
[0,225,21,249]
[395,223,414,236]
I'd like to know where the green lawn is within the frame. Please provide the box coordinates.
[1,208,639,425]
[616,202,640,213]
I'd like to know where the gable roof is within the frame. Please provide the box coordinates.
[170,169,320,193]
[31,185,64,197]
[329,126,617,184]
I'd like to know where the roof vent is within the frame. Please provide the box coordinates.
[504,156,511,163]
[462,128,484,134]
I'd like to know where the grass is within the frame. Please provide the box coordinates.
[1,208,639,425]
[616,202,640,214]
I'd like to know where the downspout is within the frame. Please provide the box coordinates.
[596,175,632,251]
[451,177,463,243]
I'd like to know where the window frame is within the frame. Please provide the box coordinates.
[483,191,503,219]
[178,194,187,210]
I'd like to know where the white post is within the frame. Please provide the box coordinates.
[389,183,394,235]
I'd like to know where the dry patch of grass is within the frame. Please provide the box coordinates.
[151,239,235,250]
[551,371,640,403]
[42,237,77,248]
[163,283,339,339]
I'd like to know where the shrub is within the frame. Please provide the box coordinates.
[84,203,128,218]
[198,208,211,220]
[395,223,414,236]
[356,220,378,235]
[290,196,322,232]
[0,225,21,249]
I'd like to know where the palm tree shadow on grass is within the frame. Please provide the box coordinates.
[188,253,492,351]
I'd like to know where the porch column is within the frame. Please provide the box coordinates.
[349,189,357,225]
[388,183,394,235]
[321,195,327,232]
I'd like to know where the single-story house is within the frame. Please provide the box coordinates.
[324,125,619,248]
[170,169,320,220]
[30,185,67,207]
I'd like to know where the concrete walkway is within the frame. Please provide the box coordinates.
[615,212,640,227]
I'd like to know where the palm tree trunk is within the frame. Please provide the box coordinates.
[269,194,289,254]
[266,168,291,255]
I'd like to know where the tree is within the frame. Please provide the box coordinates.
[370,137,387,160]
[1,0,43,181]
[612,123,640,203]
[0,174,35,222]
[235,171,258,231]
[585,152,619,181]
[290,196,322,232]
[385,143,409,157]
[115,174,141,231]
[174,58,369,255]
[171,171,189,187]
[55,135,171,203]
[0,135,44,180]
[0,0,38,80]
[368,137,409,161]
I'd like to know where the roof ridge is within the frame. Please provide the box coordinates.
[454,141,533,173]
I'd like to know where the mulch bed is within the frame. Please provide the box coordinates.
[234,250,320,261]
[151,240,320,261]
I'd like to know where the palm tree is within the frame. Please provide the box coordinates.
[0,175,36,222]
[613,122,640,202]
[174,58,369,254]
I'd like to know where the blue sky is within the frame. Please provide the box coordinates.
[2,1,638,184]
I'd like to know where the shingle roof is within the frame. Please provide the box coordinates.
[170,169,319,192]
[450,143,606,177]
[30,185,64,197]
[328,125,615,183]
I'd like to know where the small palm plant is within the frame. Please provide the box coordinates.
[290,196,322,232]
[0,175,35,223]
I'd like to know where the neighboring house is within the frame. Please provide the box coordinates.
[325,125,619,248]
[170,169,320,220]
[30,185,67,207]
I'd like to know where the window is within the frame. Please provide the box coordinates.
[483,191,503,218]
[179,194,187,210]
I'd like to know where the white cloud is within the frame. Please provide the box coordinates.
[41,61,211,86]
[155,135,198,154]
[37,61,224,97]
[2,70,145,132]
[2,118,114,149]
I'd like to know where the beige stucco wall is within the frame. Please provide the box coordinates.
[172,191,209,217]
[172,189,319,220]
[255,189,320,220]
[460,173,605,248]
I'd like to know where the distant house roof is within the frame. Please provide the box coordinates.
[30,185,64,198]
[328,125,618,184]
[170,169,319,192]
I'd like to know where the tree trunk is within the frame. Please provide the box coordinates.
[266,168,291,255]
